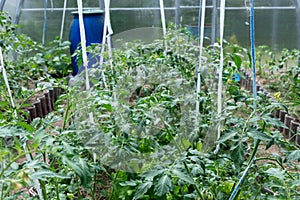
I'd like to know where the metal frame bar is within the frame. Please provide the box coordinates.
[0,0,6,11]
[21,6,296,12]
[14,0,25,24]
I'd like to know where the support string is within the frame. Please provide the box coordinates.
[214,0,226,154]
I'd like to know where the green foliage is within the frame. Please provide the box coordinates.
[0,19,299,200]
[255,45,300,116]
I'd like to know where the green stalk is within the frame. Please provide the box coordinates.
[164,123,204,200]
[183,161,204,200]
[0,149,37,177]
[40,180,48,200]
[25,143,48,200]
[108,170,120,200]
[55,180,60,200]
[254,157,294,180]
[62,94,70,130]
[92,169,97,200]
[228,139,260,200]
[229,121,266,200]
[1,183,4,200]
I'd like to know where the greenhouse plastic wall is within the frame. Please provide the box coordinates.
[2,0,299,50]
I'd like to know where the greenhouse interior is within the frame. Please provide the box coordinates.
[0,0,300,199]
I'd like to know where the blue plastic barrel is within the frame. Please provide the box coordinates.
[69,9,105,75]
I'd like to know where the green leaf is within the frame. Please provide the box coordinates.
[62,156,92,188]
[172,168,195,184]
[231,142,246,169]
[266,138,275,150]
[261,114,284,127]
[248,116,260,124]
[0,126,28,138]
[17,121,34,133]
[272,153,283,165]
[226,106,238,111]
[265,168,286,180]
[120,180,140,187]
[284,150,300,163]
[247,130,271,141]
[133,181,153,200]
[30,170,70,181]
[231,53,243,68]
[141,169,165,179]
[291,179,300,187]
[10,162,19,170]
[154,175,173,197]
[218,131,238,143]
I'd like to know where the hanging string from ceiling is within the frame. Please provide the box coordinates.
[214,0,226,154]
[0,0,6,11]
[42,0,54,44]
[99,0,113,88]
[105,0,113,70]
[60,0,68,41]
[42,0,48,44]
[0,48,16,118]
[195,0,206,114]
[197,0,203,45]
[250,0,257,120]
[229,0,257,199]
[76,0,94,123]
[159,0,168,53]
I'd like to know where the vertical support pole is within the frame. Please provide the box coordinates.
[250,0,257,113]
[214,0,226,154]
[271,0,279,50]
[77,0,95,123]
[0,0,6,11]
[175,0,181,28]
[295,0,300,48]
[211,0,217,44]
[159,0,168,52]
[195,0,207,114]
[42,0,48,45]
[60,0,68,41]
[14,0,25,24]
[99,0,104,9]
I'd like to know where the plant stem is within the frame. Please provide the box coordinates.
[0,149,37,177]
[92,169,97,200]
[229,121,267,200]
[108,170,120,200]
[54,179,60,200]
[1,183,4,200]
[255,157,294,180]
[228,140,260,200]
[26,143,48,200]
[62,91,71,130]
[183,161,204,200]
[40,180,48,200]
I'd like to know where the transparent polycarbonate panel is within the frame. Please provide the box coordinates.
[19,10,74,43]
[3,0,299,50]
[110,0,174,8]
[226,0,295,7]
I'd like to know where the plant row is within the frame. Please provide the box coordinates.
[240,69,300,146]
[0,18,299,199]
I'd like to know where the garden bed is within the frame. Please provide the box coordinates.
[24,87,63,123]
[1,24,299,199]
[240,69,300,146]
